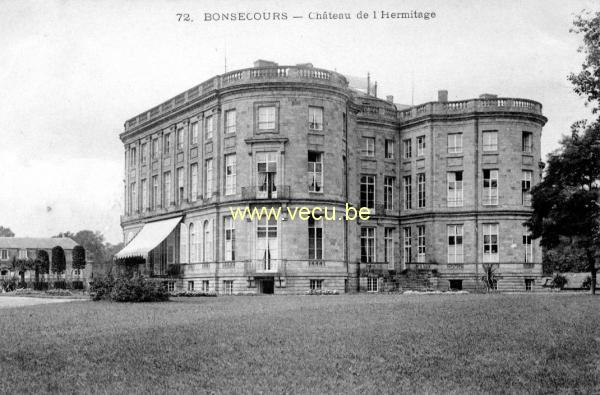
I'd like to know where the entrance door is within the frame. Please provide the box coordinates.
[259,277,275,294]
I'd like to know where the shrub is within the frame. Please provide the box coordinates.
[71,281,85,290]
[72,245,86,271]
[170,290,217,297]
[1,277,18,292]
[582,276,592,290]
[51,246,66,278]
[110,277,169,302]
[53,280,67,289]
[46,289,73,296]
[89,276,115,301]
[551,274,568,289]
[305,289,340,295]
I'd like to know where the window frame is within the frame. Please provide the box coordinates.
[417,225,426,263]
[225,109,237,134]
[483,169,499,205]
[447,133,463,154]
[360,175,376,209]
[447,171,464,207]
[403,227,412,265]
[361,137,375,157]
[417,136,426,156]
[308,106,324,131]
[417,173,426,208]
[384,176,395,210]
[403,139,412,159]
[447,224,464,264]
[360,227,376,263]
[385,139,395,159]
[225,154,237,196]
[483,223,499,263]
[482,130,498,152]
[308,152,323,193]
[257,105,277,131]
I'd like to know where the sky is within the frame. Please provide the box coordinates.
[0,0,597,243]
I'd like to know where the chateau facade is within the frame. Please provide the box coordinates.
[117,60,546,294]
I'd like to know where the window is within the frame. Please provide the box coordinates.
[225,110,236,134]
[360,227,376,263]
[448,133,462,154]
[384,176,395,210]
[308,152,323,193]
[203,220,212,262]
[523,228,533,263]
[205,159,213,197]
[257,217,278,270]
[449,280,463,291]
[205,115,214,140]
[384,228,395,269]
[190,163,198,202]
[187,281,194,291]
[152,138,159,159]
[367,277,378,292]
[223,280,234,295]
[417,136,426,156]
[180,223,187,264]
[522,131,533,153]
[189,223,196,263]
[483,223,499,263]
[0,250,8,260]
[166,281,175,292]
[362,137,375,156]
[447,225,464,264]
[403,139,412,159]
[152,175,158,210]
[190,121,199,144]
[482,131,498,151]
[403,176,412,210]
[176,127,184,150]
[201,280,209,292]
[417,225,426,263]
[447,171,463,207]
[129,182,137,213]
[403,227,412,265]
[308,106,323,130]
[360,175,375,209]
[258,106,276,130]
[225,154,236,195]
[525,279,534,291]
[163,133,171,155]
[310,279,323,290]
[417,173,426,208]
[163,171,171,207]
[129,146,137,167]
[257,152,278,198]
[177,168,184,205]
[141,179,148,211]
[483,169,498,205]
[385,139,394,159]
[308,217,323,262]
[224,217,235,261]
[522,170,532,206]
[19,249,27,259]
[141,143,148,164]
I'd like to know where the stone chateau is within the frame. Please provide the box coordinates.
[116,60,547,294]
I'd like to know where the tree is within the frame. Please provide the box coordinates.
[526,120,600,294]
[35,249,50,284]
[568,10,600,113]
[51,246,66,280]
[0,226,15,237]
[11,256,34,284]
[72,245,86,278]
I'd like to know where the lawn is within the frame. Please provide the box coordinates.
[0,294,598,394]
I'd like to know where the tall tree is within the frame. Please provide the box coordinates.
[526,120,600,294]
[0,226,15,237]
[51,246,66,280]
[35,249,50,284]
[72,245,86,279]
[568,10,600,113]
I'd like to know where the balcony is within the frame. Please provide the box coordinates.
[244,259,286,276]
[241,185,291,200]
[356,262,395,277]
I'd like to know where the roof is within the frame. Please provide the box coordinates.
[0,237,78,250]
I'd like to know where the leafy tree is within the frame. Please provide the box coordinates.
[526,120,600,294]
[0,226,15,237]
[51,246,66,280]
[11,256,35,284]
[568,10,600,113]
[72,245,86,278]
[543,240,589,274]
[35,250,50,284]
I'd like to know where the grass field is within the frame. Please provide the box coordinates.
[0,294,598,394]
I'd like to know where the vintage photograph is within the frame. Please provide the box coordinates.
[1,0,599,393]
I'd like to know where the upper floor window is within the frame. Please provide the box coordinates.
[205,159,213,197]
[0,249,8,260]
[448,133,463,154]
[360,175,375,209]
[447,225,464,264]
[18,249,27,259]
[151,175,158,210]
[522,131,533,153]
[225,154,236,196]
[152,138,159,159]
[417,136,426,156]
[163,171,171,207]
[129,146,137,167]
[523,227,533,263]
[163,133,172,155]
[205,116,214,140]
[308,152,323,193]
[308,217,323,261]
[403,227,412,265]
[483,169,499,205]
[225,110,236,134]
[483,223,499,263]
[384,176,395,210]
[385,139,394,159]
[224,217,235,261]
[190,122,199,145]
[447,171,463,207]
[309,106,323,131]
[417,225,426,263]
[141,179,148,211]
[384,227,395,269]
[141,143,148,164]
[403,139,412,159]
[482,130,498,151]
[403,175,412,210]
[190,163,198,202]
[176,167,184,205]
[258,106,276,130]
[129,182,137,213]
[176,127,184,150]
[360,227,376,263]
[522,170,532,206]
[362,137,375,157]
[417,173,426,208]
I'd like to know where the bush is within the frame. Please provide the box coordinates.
[305,289,340,295]
[46,289,73,296]
[90,276,169,302]
[1,277,18,292]
[551,274,568,289]
[170,290,217,297]
[53,280,67,289]
[582,276,592,290]
[89,276,115,301]
[71,281,84,290]
[33,281,49,291]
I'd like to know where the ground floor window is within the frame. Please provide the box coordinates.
[367,277,378,292]
[187,281,194,291]
[165,281,175,292]
[525,279,534,292]
[309,279,323,290]
[202,280,209,292]
[449,279,462,291]
[223,280,234,295]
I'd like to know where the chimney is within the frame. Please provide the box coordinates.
[479,93,498,99]
[373,82,378,98]
[367,73,371,95]
[438,90,448,102]
[253,59,278,68]
[386,95,394,103]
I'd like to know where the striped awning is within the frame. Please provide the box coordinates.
[115,217,182,259]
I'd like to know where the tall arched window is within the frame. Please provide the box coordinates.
[180,223,187,264]
[203,220,212,262]
[189,223,196,263]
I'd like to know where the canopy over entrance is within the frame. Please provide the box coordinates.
[115,217,182,260]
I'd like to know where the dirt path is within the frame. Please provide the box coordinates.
[0,296,86,308]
